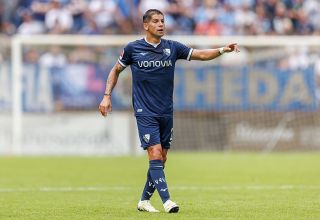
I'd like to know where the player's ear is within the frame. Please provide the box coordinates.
[143,22,149,31]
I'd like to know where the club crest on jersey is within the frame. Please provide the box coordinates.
[163,48,171,56]
[143,134,150,143]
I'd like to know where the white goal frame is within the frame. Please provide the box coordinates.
[11,35,320,154]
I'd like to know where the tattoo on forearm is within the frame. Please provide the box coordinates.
[105,79,113,94]
[105,63,124,94]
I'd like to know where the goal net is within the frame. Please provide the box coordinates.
[1,35,320,155]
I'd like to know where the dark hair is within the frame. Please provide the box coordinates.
[143,9,164,23]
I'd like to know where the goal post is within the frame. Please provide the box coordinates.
[8,35,320,155]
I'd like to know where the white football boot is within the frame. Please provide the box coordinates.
[163,200,179,213]
[137,200,159,212]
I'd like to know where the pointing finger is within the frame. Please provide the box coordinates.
[234,45,240,52]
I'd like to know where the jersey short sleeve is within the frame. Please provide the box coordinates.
[173,40,193,61]
[118,43,133,67]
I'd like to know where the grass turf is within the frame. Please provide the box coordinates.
[0,153,319,220]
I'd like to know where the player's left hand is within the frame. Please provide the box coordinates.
[224,43,240,53]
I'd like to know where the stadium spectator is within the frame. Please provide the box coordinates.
[116,0,140,34]
[302,0,320,34]
[30,0,55,23]
[0,0,19,25]
[234,2,257,35]
[79,15,101,35]
[39,46,67,68]
[44,0,74,34]
[17,9,45,35]
[165,0,195,35]
[194,0,222,35]
[62,0,86,32]
[87,0,120,34]
[139,0,169,16]
[254,3,272,35]
[272,2,293,35]
[216,3,236,35]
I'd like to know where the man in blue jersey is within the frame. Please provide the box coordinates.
[99,9,240,213]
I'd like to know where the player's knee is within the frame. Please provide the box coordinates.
[148,148,163,160]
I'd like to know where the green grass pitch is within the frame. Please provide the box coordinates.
[0,153,319,220]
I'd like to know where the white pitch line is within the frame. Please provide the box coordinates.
[0,185,319,193]
[175,185,320,190]
[0,186,130,193]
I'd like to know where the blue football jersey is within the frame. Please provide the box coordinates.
[118,38,193,116]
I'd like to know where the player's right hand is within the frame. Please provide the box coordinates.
[99,96,112,117]
[224,43,240,53]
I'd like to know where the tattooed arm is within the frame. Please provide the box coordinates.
[99,62,125,117]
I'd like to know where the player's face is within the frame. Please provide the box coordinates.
[144,14,165,38]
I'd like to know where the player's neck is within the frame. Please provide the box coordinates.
[145,35,161,45]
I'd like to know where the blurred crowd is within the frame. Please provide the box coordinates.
[0,0,320,36]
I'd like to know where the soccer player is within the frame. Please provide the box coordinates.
[99,9,240,213]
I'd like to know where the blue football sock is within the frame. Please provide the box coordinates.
[149,160,170,203]
[141,169,156,200]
